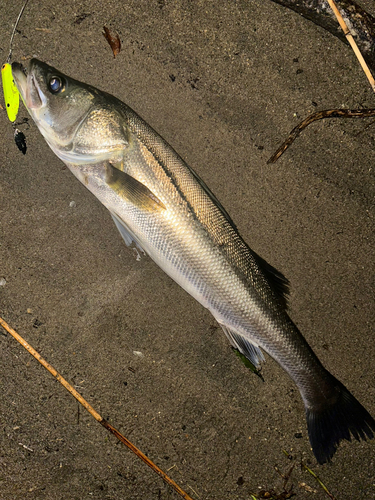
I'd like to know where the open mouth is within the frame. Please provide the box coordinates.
[11,62,27,93]
[12,61,45,110]
[12,61,27,76]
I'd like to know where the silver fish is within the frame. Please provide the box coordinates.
[12,58,375,464]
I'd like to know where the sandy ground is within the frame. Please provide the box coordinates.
[1,1,374,499]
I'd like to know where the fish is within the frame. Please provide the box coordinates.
[11,58,375,464]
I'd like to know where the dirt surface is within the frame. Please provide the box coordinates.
[1,1,374,499]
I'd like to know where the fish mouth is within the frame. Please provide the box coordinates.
[12,61,46,110]
[11,62,27,94]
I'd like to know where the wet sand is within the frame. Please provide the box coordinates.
[1,1,374,499]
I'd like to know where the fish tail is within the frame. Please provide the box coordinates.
[306,374,375,464]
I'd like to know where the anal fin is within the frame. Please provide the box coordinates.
[110,212,146,260]
[219,323,265,368]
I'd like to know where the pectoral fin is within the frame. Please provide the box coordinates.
[106,163,166,212]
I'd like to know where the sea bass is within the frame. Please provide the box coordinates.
[12,59,375,464]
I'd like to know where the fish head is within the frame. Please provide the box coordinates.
[12,58,128,164]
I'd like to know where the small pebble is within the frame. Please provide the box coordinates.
[69,201,76,208]
[133,351,144,358]
[0,277,6,286]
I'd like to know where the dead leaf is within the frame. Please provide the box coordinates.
[103,26,121,58]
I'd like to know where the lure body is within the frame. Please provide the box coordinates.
[2,62,20,122]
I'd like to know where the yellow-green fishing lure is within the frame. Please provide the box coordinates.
[2,0,30,123]
[2,62,20,122]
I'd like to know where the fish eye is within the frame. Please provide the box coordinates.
[48,76,65,94]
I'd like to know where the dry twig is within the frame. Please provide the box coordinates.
[326,0,375,91]
[269,0,375,163]
[0,316,195,500]
[267,108,375,163]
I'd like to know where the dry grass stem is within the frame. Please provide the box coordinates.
[327,0,375,91]
[0,316,195,500]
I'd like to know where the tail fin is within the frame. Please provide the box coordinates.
[306,376,375,464]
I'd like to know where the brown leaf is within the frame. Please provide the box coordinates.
[102,26,121,58]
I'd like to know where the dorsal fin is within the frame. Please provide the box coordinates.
[252,251,290,309]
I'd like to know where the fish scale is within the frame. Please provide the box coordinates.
[11,58,375,464]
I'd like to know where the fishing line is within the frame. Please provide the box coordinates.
[6,0,30,64]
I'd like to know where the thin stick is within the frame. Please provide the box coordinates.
[267,107,375,163]
[327,0,375,92]
[301,463,337,500]
[0,316,195,500]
